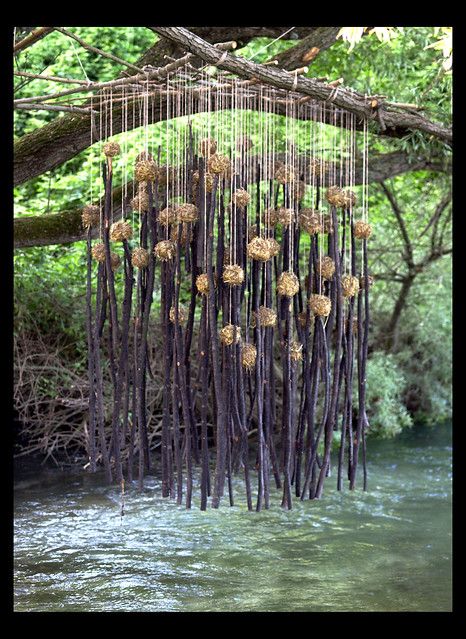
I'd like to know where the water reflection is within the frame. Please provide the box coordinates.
[14,424,452,612]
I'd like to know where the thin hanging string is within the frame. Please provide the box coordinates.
[247,26,296,60]
[69,36,90,83]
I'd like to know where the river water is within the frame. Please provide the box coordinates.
[14,424,452,612]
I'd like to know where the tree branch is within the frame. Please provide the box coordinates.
[153,27,452,144]
[379,181,414,269]
[14,27,55,54]
[266,27,341,70]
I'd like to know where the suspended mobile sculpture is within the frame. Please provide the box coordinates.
[83,61,372,511]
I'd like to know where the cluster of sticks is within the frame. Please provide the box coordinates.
[83,72,372,510]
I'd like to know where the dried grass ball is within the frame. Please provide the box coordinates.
[267,237,281,257]
[158,207,178,226]
[309,294,331,317]
[354,220,373,240]
[232,188,251,209]
[251,306,277,328]
[274,165,296,184]
[170,223,193,245]
[135,159,158,183]
[326,185,346,208]
[82,204,100,229]
[91,242,106,263]
[359,274,374,289]
[289,341,303,362]
[342,189,357,208]
[299,209,322,235]
[196,273,216,295]
[169,304,187,325]
[177,203,199,223]
[130,188,150,213]
[223,264,244,286]
[208,153,231,175]
[154,240,176,261]
[131,247,149,269]
[110,220,133,242]
[198,137,217,157]
[318,256,335,280]
[241,343,257,369]
[247,237,272,261]
[219,324,241,346]
[237,135,254,152]
[192,170,214,194]
[103,141,120,158]
[276,207,295,227]
[110,253,121,271]
[277,271,299,297]
[341,274,360,298]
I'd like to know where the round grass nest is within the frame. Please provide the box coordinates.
[219,324,241,346]
[158,207,178,226]
[275,207,294,227]
[232,188,251,208]
[267,237,281,257]
[354,220,373,239]
[154,240,176,261]
[91,243,106,263]
[177,203,199,223]
[135,159,158,183]
[110,220,133,242]
[170,223,193,245]
[318,256,335,280]
[192,171,214,194]
[299,209,322,235]
[131,247,149,269]
[82,204,100,229]
[308,294,331,317]
[247,237,272,261]
[169,304,187,325]
[326,185,346,207]
[241,343,257,369]
[341,274,360,298]
[277,271,299,297]
[208,153,231,175]
[130,188,150,213]
[251,306,277,328]
[103,141,120,157]
[196,273,217,295]
[223,264,244,286]
[289,341,303,362]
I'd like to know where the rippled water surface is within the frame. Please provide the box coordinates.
[14,425,452,612]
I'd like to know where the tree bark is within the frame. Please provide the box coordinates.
[153,27,452,144]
